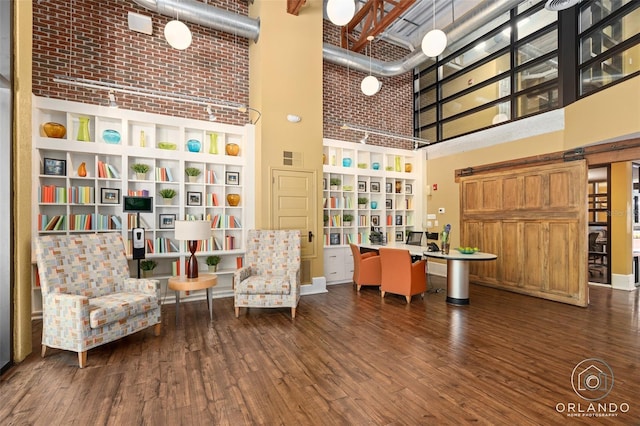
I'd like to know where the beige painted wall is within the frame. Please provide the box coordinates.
[426,76,640,273]
[610,162,632,275]
[249,1,324,278]
[14,1,33,362]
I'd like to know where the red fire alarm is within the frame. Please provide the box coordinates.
[432,184,438,191]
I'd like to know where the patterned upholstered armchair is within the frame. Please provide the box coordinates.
[234,230,301,318]
[34,233,161,368]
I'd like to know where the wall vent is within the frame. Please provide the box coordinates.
[283,151,303,167]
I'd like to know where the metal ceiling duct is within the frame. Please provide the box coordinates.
[132,0,522,77]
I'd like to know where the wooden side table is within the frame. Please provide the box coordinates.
[168,273,218,325]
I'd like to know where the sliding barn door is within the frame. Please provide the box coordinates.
[459,161,588,306]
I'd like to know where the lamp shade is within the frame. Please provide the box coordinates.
[174,220,211,241]
[421,29,447,57]
[361,75,382,96]
[164,20,192,50]
[326,0,355,26]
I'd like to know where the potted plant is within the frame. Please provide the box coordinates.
[206,255,221,272]
[140,259,157,278]
[330,178,341,190]
[158,188,177,205]
[358,197,368,209]
[131,163,150,180]
[185,167,201,182]
[343,214,353,226]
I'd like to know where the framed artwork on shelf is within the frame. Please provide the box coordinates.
[395,231,404,242]
[395,215,403,225]
[358,181,366,192]
[187,191,202,206]
[405,184,412,194]
[385,182,393,193]
[100,188,120,204]
[43,158,66,176]
[225,171,239,185]
[159,213,176,229]
[370,182,380,192]
[371,215,380,227]
[386,199,392,209]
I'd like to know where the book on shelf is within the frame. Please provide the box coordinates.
[128,189,150,197]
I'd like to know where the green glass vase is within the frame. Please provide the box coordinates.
[77,116,90,142]
[209,133,218,154]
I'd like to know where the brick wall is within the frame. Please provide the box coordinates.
[33,0,250,125]
[33,1,414,148]
[322,22,414,150]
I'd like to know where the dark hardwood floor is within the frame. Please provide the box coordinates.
[2,277,639,425]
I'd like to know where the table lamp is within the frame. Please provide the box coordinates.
[174,220,212,278]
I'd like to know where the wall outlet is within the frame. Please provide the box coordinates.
[438,207,445,214]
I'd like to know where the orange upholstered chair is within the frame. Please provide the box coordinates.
[349,244,381,291]
[379,248,427,303]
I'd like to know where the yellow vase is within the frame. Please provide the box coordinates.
[226,143,239,156]
[227,193,240,206]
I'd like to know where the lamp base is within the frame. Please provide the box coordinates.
[186,240,199,279]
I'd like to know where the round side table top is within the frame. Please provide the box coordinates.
[168,273,218,292]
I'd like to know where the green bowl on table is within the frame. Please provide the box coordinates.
[456,247,479,254]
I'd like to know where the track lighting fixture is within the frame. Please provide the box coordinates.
[206,105,216,122]
[107,91,118,108]
[341,123,430,147]
[360,133,369,144]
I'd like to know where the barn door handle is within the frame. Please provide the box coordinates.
[308,231,314,242]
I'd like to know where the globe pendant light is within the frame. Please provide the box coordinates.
[421,0,447,58]
[164,19,192,50]
[327,0,356,26]
[361,36,381,96]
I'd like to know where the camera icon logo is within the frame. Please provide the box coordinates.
[571,358,614,401]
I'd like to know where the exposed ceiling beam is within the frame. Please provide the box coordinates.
[342,0,416,52]
[287,0,306,16]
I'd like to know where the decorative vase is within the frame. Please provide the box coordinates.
[396,181,402,193]
[187,139,201,152]
[209,133,218,154]
[102,129,121,144]
[394,156,401,172]
[77,116,90,142]
[43,122,66,138]
[342,158,352,167]
[322,154,327,165]
[441,242,450,255]
[370,201,378,209]
[227,193,240,206]
[77,162,87,177]
[140,130,146,147]
[226,143,240,156]
[405,163,413,173]
[372,162,380,170]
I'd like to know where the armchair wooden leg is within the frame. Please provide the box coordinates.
[153,323,161,336]
[291,307,296,318]
[235,307,240,318]
[405,295,411,304]
[381,291,385,298]
[78,351,87,368]
[357,284,362,292]
[41,345,47,358]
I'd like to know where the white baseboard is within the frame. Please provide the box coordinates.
[611,273,638,291]
[301,276,328,296]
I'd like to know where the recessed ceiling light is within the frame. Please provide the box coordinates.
[544,0,583,11]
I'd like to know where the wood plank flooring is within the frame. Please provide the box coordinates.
[2,277,639,425]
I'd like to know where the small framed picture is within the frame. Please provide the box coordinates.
[358,181,366,192]
[370,182,380,193]
[405,184,412,194]
[159,213,176,229]
[395,215,403,225]
[386,199,392,209]
[323,178,327,190]
[395,231,404,242]
[385,182,393,193]
[43,158,66,176]
[225,171,239,185]
[100,188,120,204]
[187,191,202,206]
[371,215,380,226]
